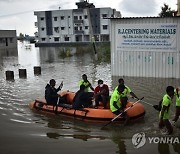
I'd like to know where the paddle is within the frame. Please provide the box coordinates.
[129,96,161,111]
[55,97,60,114]
[55,81,63,114]
[101,97,144,129]
[141,100,160,111]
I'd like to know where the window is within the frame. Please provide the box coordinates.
[40,17,44,20]
[79,16,82,19]
[41,38,46,41]
[61,27,65,30]
[80,26,82,30]
[84,15,88,19]
[103,25,108,30]
[54,37,59,42]
[74,16,78,20]
[54,17,58,21]
[101,35,109,41]
[85,26,88,29]
[61,16,65,20]
[74,27,78,31]
[102,14,107,18]
[64,37,69,41]
[41,27,45,31]
[54,27,59,33]
[68,16,70,18]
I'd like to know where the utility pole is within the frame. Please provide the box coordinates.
[177,0,180,16]
[86,7,97,57]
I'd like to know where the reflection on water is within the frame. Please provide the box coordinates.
[39,47,75,63]
[46,132,107,141]
[0,47,18,73]
[18,42,40,67]
[0,41,180,154]
[158,143,180,154]
[173,143,180,154]
[111,133,127,154]
[158,143,170,154]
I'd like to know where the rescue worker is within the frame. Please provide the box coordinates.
[159,86,174,135]
[172,87,180,123]
[110,84,127,115]
[79,74,94,92]
[116,78,139,100]
[73,85,93,109]
[110,85,129,125]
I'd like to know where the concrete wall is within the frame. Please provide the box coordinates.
[0,30,17,49]
[111,17,180,78]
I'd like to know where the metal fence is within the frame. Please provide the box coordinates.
[111,17,180,78]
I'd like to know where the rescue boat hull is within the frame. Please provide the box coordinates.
[29,91,145,123]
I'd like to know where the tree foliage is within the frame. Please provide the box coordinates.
[159,3,175,17]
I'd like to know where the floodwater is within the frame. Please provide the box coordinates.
[0,41,180,154]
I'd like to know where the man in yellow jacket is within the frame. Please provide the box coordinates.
[159,86,174,135]
[172,87,180,123]
[110,85,127,115]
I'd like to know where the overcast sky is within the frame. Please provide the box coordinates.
[0,0,178,36]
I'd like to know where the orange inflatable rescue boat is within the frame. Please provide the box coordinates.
[29,91,145,123]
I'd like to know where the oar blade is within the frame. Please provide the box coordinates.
[101,121,112,130]
[153,105,161,111]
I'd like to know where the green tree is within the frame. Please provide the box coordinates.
[18,33,24,41]
[159,3,175,17]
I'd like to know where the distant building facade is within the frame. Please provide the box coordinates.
[0,30,17,49]
[34,0,121,46]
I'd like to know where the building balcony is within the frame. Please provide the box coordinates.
[74,30,84,34]
[74,20,83,24]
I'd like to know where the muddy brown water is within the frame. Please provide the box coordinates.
[0,42,180,154]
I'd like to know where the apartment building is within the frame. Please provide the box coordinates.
[34,0,121,46]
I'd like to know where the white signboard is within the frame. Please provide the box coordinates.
[115,24,177,51]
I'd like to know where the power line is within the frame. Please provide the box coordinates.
[0,9,40,18]
[0,7,53,18]
[0,2,71,18]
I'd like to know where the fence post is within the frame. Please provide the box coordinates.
[34,66,41,75]
[5,71,14,80]
[19,69,27,78]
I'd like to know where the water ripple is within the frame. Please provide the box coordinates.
[10,118,32,124]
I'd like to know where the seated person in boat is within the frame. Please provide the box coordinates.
[79,74,94,92]
[110,85,127,115]
[94,79,109,108]
[73,85,93,110]
[116,78,139,100]
[110,85,130,124]
[45,79,63,106]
